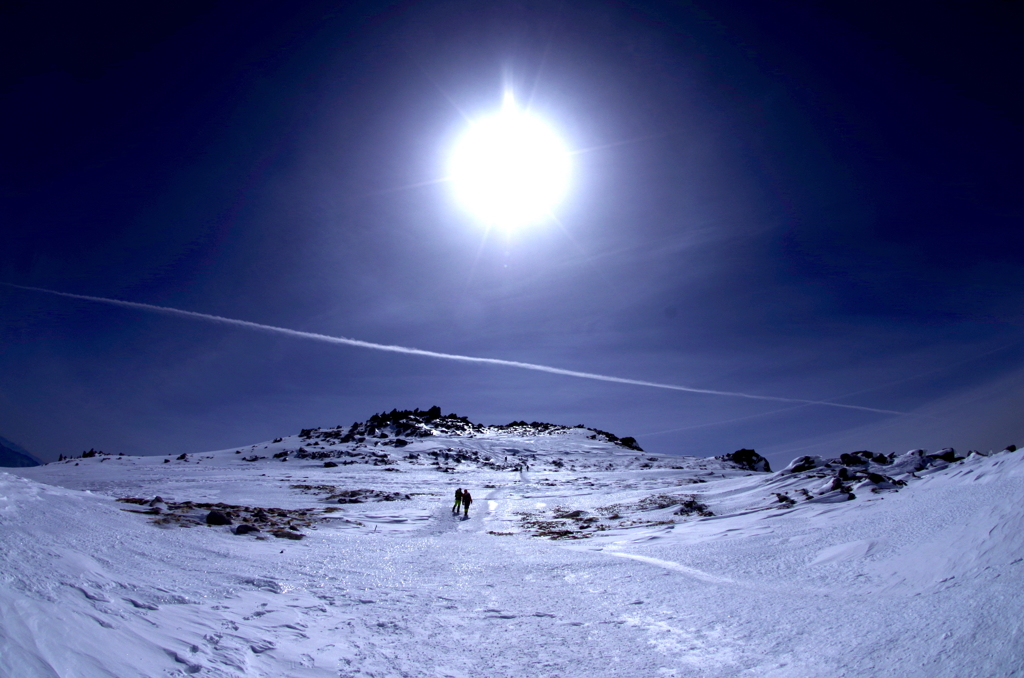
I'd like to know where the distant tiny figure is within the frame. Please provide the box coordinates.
[452,488,463,514]
[462,489,473,518]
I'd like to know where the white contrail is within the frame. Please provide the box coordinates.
[2,282,909,416]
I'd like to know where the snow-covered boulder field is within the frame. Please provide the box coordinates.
[3,410,1023,677]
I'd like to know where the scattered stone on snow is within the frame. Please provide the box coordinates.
[288,484,411,503]
[773,492,796,506]
[328,489,411,503]
[117,498,320,536]
[518,493,713,540]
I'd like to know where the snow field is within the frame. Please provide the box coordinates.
[4,429,1023,677]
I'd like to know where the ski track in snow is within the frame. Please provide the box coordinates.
[3,429,1024,677]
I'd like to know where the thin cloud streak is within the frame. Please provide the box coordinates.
[637,403,814,438]
[366,176,451,196]
[569,132,673,156]
[638,352,1007,438]
[3,283,909,416]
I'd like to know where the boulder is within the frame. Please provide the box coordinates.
[927,448,962,463]
[234,524,260,535]
[716,448,771,473]
[206,510,232,526]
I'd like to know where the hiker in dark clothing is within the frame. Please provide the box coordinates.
[452,488,463,514]
[462,489,473,518]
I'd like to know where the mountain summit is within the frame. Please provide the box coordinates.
[326,407,643,451]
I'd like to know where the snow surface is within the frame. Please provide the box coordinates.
[3,425,1023,677]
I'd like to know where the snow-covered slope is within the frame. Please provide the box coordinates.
[4,411,1023,677]
[0,435,41,468]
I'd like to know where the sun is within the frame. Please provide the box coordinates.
[450,94,570,230]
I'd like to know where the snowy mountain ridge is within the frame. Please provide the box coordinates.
[300,406,644,451]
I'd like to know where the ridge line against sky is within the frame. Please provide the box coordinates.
[2,283,911,417]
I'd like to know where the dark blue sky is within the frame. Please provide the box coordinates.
[2,1,1022,467]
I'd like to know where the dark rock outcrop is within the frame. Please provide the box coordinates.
[927,448,962,463]
[327,407,481,443]
[716,449,771,473]
[618,436,643,451]
[295,408,646,455]
[206,510,232,526]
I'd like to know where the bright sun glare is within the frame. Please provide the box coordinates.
[450,93,570,230]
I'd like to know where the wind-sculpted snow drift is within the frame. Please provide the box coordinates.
[3,410,1023,677]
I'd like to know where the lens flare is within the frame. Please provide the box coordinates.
[450,94,570,230]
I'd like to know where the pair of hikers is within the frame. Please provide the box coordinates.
[452,488,472,518]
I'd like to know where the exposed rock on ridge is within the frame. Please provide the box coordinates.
[298,407,644,453]
[715,448,771,472]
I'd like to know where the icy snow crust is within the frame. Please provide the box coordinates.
[4,423,1024,677]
